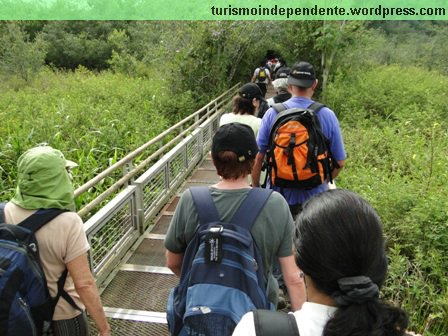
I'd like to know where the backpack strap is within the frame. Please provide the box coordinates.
[18,208,67,233]
[54,269,83,312]
[253,310,300,336]
[0,202,5,223]
[307,101,326,114]
[306,102,340,180]
[16,208,83,312]
[231,188,273,231]
[190,187,272,231]
[189,187,220,225]
[272,103,287,114]
[273,101,325,116]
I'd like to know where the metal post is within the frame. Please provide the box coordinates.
[134,181,145,234]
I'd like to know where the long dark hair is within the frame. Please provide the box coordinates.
[232,96,255,115]
[295,189,409,336]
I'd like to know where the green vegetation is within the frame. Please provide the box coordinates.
[0,20,447,335]
[326,65,448,335]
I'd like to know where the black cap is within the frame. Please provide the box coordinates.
[288,62,316,88]
[276,67,291,79]
[239,83,262,100]
[212,123,258,162]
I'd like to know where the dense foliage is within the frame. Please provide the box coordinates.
[326,65,448,335]
[0,20,447,335]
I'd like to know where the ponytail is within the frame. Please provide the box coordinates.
[232,95,255,115]
[295,190,410,336]
[324,300,408,336]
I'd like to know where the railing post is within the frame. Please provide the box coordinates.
[134,181,145,234]
[123,162,134,185]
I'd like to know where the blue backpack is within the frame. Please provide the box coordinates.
[167,187,275,336]
[0,203,80,336]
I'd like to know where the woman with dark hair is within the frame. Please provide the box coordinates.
[220,83,262,136]
[233,189,416,336]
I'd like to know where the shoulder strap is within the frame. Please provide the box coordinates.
[190,187,272,231]
[307,102,326,114]
[231,188,272,231]
[0,204,80,311]
[18,208,67,233]
[189,187,220,226]
[272,103,287,114]
[0,202,5,223]
[254,310,300,336]
[54,269,83,312]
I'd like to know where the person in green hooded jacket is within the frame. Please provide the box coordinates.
[3,146,110,336]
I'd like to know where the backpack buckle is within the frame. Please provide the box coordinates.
[29,243,37,253]
[209,225,223,233]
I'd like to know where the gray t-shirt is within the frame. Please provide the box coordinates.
[164,186,294,303]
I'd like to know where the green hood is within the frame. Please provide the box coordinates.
[11,146,76,210]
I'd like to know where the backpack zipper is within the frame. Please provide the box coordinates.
[18,296,38,336]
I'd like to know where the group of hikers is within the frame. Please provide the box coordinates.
[164,58,420,336]
[0,56,419,336]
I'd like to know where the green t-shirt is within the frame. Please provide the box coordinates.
[164,186,295,304]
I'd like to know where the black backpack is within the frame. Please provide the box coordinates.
[265,102,338,190]
[0,203,81,336]
[167,187,275,336]
[253,310,299,336]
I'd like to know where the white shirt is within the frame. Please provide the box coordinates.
[232,302,337,336]
[219,113,261,137]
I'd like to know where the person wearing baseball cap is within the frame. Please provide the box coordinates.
[236,82,270,120]
[252,61,347,218]
[267,67,292,106]
[165,123,306,319]
[220,83,262,136]
[3,145,111,336]
[288,61,317,88]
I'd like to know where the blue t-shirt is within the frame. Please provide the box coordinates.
[257,96,346,205]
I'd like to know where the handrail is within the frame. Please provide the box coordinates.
[75,83,238,218]
[82,84,239,287]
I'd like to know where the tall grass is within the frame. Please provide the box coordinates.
[0,66,194,200]
[325,65,448,335]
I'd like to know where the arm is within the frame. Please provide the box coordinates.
[251,152,265,187]
[66,253,110,336]
[279,255,306,311]
[232,311,257,336]
[332,159,345,179]
[165,250,184,277]
[251,69,257,83]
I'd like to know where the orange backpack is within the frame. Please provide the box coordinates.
[266,102,337,190]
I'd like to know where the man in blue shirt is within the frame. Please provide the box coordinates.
[252,61,346,218]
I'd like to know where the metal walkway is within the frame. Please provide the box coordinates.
[83,84,276,335]
[88,155,219,335]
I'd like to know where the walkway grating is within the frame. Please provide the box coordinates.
[88,86,277,334]
[89,156,219,335]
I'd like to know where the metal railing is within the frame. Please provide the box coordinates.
[81,84,238,287]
